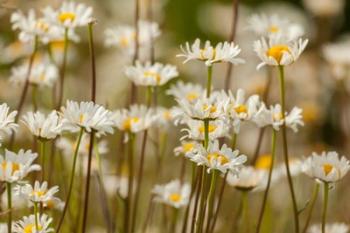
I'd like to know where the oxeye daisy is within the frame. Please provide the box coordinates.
[22,110,64,140]
[166,81,206,103]
[254,35,308,69]
[308,223,349,233]
[302,151,350,183]
[226,166,266,191]
[0,149,40,183]
[181,119,229,141]
[152,180,191,209]
[125,61,178,86]
[174,140,200,157]
[13,214,54,233]
[61,100,115,136]
[154,107,177,129]
[15,181,59,204]
[177,38,245,66]
[0,103,18,146]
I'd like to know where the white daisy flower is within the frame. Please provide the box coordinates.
[125,61,178,86]
[154,107,177,128]
[61,100,115,136]
[253,104,304,132]
[0,103,18,146]
[15,180,59,204]
[0,40,33,63]
[254,35,308,69]
[0,149,40,183]
[308,223,349,233]
[13,214,54,233]
[181,119,229,141]
[166,81,206,103]
[104,20,161,55]
[248,14,304,40]
[323,40,350,80]
[302,151,350,183]
[226,166,266,191]
[42,1,93,28]
[177,38,245,66]
[303,0,345,17]
[22,110,64,140]
[152,180,191,209]
[174,140,200,157]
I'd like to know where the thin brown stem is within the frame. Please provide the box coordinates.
[56,28,69,109]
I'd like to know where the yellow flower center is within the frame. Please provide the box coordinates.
[143,71,161,83]
[199,48,216,60]
[255,154,272,170]
[24,224,42,233]
[186,92,199,101]
[273,112,283,121]
[36,20,49,32]
[269,25,279,33]
[2,161,20,175]
[32,190,46,197]
[203,104,217,113]
[169,193,182,203]
[235,104,247,114]
[9,40,24,54]
[163,111,172,120]
[79,114,85,124]
[199,124,217,134]
[207,152,229,165]
[323,163,333,176]
[50,40,65,51]
[122,117,140,130]
[266,44,291,63]
[58,12,76,23]
[182,143,194,153]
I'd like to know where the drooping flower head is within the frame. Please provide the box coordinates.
[13,214,54,233]
[152,180,191,208]
[0,103,18,146]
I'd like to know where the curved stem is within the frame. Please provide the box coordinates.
[7,182,12,233]
[206,66,213,98]
[56,128,84,233]
[256,129,276,233]
[278,65,299,233]
[205,170,218,233]
[302,183,320,233]
[56,28,69,109]
[39,140,46,182]
[321,183,329,233]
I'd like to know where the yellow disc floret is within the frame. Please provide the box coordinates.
[266,45,291,63]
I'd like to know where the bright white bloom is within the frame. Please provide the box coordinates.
[61,100,115,136]
[57,135,108,157]
[13,214,54,233]
[0,103,18,146]
[22,111,63,140]
[0,149,40,183]
[104,20,160,54]
[188,140,247,174]
[154,107,177,128]
[125,61,178,86]
[42,1,93,28]
[10,61,58,88]
[308,223,349,233]
[177,39,245,66]
[302,151,350,183]
[248,14,304,40]
[174,140,200,156]
[303,0,345,17]
[323,40,350,80]
[254,36,308,69]
[181,119,229,141]
[152,180,190,208]
[166,81,206,103]
[15,181,59,204]
[227,166,266,191]
[254,104,304,132]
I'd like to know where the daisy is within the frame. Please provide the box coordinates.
[181,119,229,141]
[174,140,200,156]
[177,38,245,66]
[0,40,33,63]
[226,166,266,191]
[15,181,59,204]
[125,61,178,86]
[13,214,54,233]
[302,151,350,183]
[166,81,206,103]
[152,180,191,208]
[154,107,176,128]
[61,100,115,136]
[22,110,64,140]
[0,149,40,183]
[308,223,349,233]
[0,103,18,146]
[254,35,308,69]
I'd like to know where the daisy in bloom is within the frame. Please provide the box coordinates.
[189,140,247,174]
[302,151,350,183]
[181,119,229,141]
[248,14,304,40]
[0,149,40,183]
[166,81,206,103]
[253,104,304,132]
[104,20,161,54]
[42,1,93,28]
[0,103,18,146]
[13,214,54,233]
[154,107,177,129]
[61,100,115,136]
[125,61,178,86]
[15,181,59,205]
[152,180,191,208]
[254,35,308,69]
[303,0,345,17]
[323,40,350,80]
[226,166,266,191]
[22,110,64,140]
[174,140,200,156]
[177,38,245,66]
[10,61,58,88]
[308,223,349,233]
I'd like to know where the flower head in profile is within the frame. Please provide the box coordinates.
[22,110,63,140]
[226,166,266,191]
[61,100,115,136]
[254,35,308,69]
[0,149,40,183]
[125,61,178,86]
[177,39,245,66]
[15,181,59,204]
[181,119,229,141]
[0,103,18,146]
[152,180,191,208]
[166,81,206,104]
[302,151,350,183]
[13,214,54,233]
[308,222,349,233]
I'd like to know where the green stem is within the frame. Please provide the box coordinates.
[55,128,84,233]
[204,120,209,149]
[32,85,38,111]
[321,183,329,233]
[40,140,46,181]
[170,207,179,233]
[34,202,39,231]
[206,66,213,98]
[240,191,249,233]
[302,183,320,233]
[196,168,208,233]
[278,65,299,233]
[56,27,69,109]
[124,133,135,233]
[231,133,237,149]
[7,182,12,233]
[205,170,218,233]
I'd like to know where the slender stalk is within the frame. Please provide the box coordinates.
[170,208,179,233]
[182,164,198,233]
[206,66,213,98]
[256,129,276,233]
[278,65,299,233]
[130,0,140,103]
[39,140,46,182]
[124,133,135,233]
[321,183,329,233]
[6,182,12,233]
[191,167,203,233]
[205,170,218,233]
[204,120,210,149]
[240,191,249,233]
[56,27,69,109]
[88,22,97,102]
[32,85,38,111]
[302,183,320,233]
[34,202,39,231]
[196,168,208,233]
[56,128,84,233]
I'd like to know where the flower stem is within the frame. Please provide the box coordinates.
[88,22,97,102]
[34,202,39,231]
[278,65,299,233]
[321,183,329,233]
[182,164,198,233]
[170,208,179,233]
[302,183,320,233]
[125,133,135,233]
[31,85,38,111]
[196,167,208,233]
[56,128,84,233]
[39,140,46,182]
[6,182,12,233]
[240,191,249,233]
[56,27,69,109]
[205,170,218,233]
[206,66,213,98]
[256,129,276,233]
